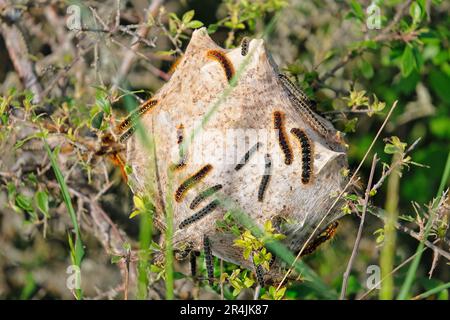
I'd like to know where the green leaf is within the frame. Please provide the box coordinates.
[91,111,104,129]
[35,190,50,218]
[360,59,374,79]
[16,194,34,212]
[155,50,177,56]
[349,0,365,21]
[186,20,204,29]
[182,10,195,24]
[409,2,422,24]
[207,23,219,34]
[111,255,123,264]
[129,210,141,219]
[401,45,417,77]
[429,70,450,103]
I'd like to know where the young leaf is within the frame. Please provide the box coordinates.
[35,190,50,218]
[401,45,417,77]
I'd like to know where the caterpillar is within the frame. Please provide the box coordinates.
[190,251,197,278]
[291,128,314,184]
[278,74,329,138]
[235,142,262,171]
[278,74,315,108]
[190,184,223,210]
[269,253,276,267]
[206,49,235,82]
[176,123,184,145]
[301,221,339,256]
[119,126,135,143]
[175,164,213,202]
[171,157,187,171]
[273,111,293,165]
[170,124,188,171]
[116,99,158,133]
[203,235,214,285]
[240,37,250,56]
[253,260,265,287]
[179,199,220,229]
[258,154,272,202]
[174,241,193,260]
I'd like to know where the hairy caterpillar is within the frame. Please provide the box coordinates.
[119,126,135,143]
[174,241,193,260]
[240,37,250,56]
[258,154,272,202]
[235,142,262,171]
[116,99,158,133]
[253,259,265,287]
[175,164,213,202]
[206,49,235,82]
[291,128,314,184]
[203,235,214,285]
[273,111,293,165]
[189,184,223,210]
[190,251,197,278]
[278,74,315,108]
[278,74,329,138]
[301,221,339,256]
[179,199,220,229]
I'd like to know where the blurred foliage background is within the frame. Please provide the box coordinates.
[0,0,449,300]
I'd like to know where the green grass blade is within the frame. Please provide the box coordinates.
[44,140,84,299]
[412,282,450,300]
[164,168,175,300]
[137,209,153,299]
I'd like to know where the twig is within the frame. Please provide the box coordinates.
[368,207,450,261]
[371,138,422,192]
[0,9,43,102]
[340,154,378,299]
[112,0,165,93]
[358,247,427,300]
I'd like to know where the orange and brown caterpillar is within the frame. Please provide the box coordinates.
[273,111,293,165]
[203,235,214,285]
[175,164,213,202]
[278,74,329,138]
[258,154,272,202]
[291,128,314,184]
[190,184,223,210]
[206,49,235,82]
[179,199,220,229]
[235,142,262,171]
[301,221,339,256]
[116,99,158,133]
